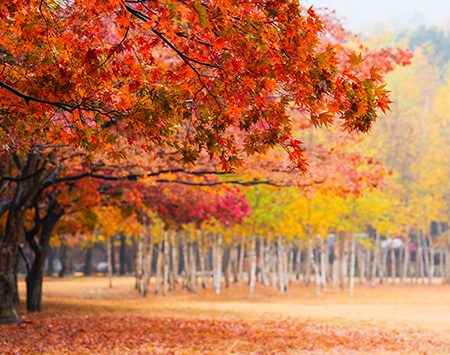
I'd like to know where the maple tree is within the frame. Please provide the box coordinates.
[0,0,413,324]
[0,0,407,170]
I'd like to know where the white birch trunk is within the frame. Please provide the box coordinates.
[309,245,321,297]
[283,243,289,289]
[423,234,431,282]
[390,242,396,284]
[271,241,277,291]
[107,237,113,288]
[371,230,380,287]
[349,233,356,296]
[445,246,450,284]
[182,235,189,289]
[287,244,294,285]
[277,237,285,293]
[341,234,348,289]
[359,245,366,284]
[427,235,434,285]
[136,236,143,290]
[189,241,197,292]
[418,232,425,283]
[305,241,311,286]
[332,234,340,289]
[379,246,387,284]
[232,244,238,284]
[163,231,170,296]
[237,235,245,287]
[154,239,163,294]
[199,237,207,289]
[249,234,257,296]
[261,239,270,287]
[402,240,409,284]
[213,233,223,295]
[142,236,153,296]
[170,239,178,290]
[224,247,231,288]
[295,247,302,280]
[320,238,327,291]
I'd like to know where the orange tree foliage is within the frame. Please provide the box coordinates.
[0,0,409,171]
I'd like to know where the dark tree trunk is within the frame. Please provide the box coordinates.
[83,247,93,276]
[46,246,55,277]
[110,236,116,275]
[0,238,20,323]
[25,255,45,312]
[119,234,126,275]
[25,196,63,312]
[127,237,135,274]
[0,153,46,324]
[59,243,67,278]
[13,253,20,305]
[224,247,230,289]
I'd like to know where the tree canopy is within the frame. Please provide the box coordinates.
[0,0,409,171]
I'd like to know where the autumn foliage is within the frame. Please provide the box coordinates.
[0,0,409,171]
[3,279,450,354]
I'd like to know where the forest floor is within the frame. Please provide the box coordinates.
[2,277,450,354]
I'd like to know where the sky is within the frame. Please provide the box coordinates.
[306,0,450,32]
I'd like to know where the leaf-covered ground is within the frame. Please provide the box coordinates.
[2,278,450,354]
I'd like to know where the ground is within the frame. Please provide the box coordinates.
[2,277,450,354]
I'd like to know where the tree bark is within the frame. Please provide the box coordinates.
[262,239,270,288]
[295,247,302,280]
[224,246,231,289]
[341,234,348,289]
[359,244,366,284]
[402,238,410,284]
[309,245,321,297]
[155,239,163,294]
[332,233,340,289]
[199,244,207,289]
[349,233,356,296]
[136,236,143,291]
[213,233,223,295]
[140,235,153,296]
[390,241,396,284]
[171,240,179,289]
[320,238,327,291]
[25,197,63,312]
[13,252,21,305]
[46,246,55,277]
[0,152,50,323]
[232,244,238,284]
[427,235,434,285]
[277,237,285,293]
[84,247,92,276]
[379,245,387,284]
[287,243,294,285]
[163,231,170,296]
[119,234,127,276]
[107,237,113,288]
[446,246,450,284]
[237,235,245,288]
[305,240,311,287]
[371,229,380,287]
[249,234,257,296]
[418,232,425,283]
[188,241,197,292]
